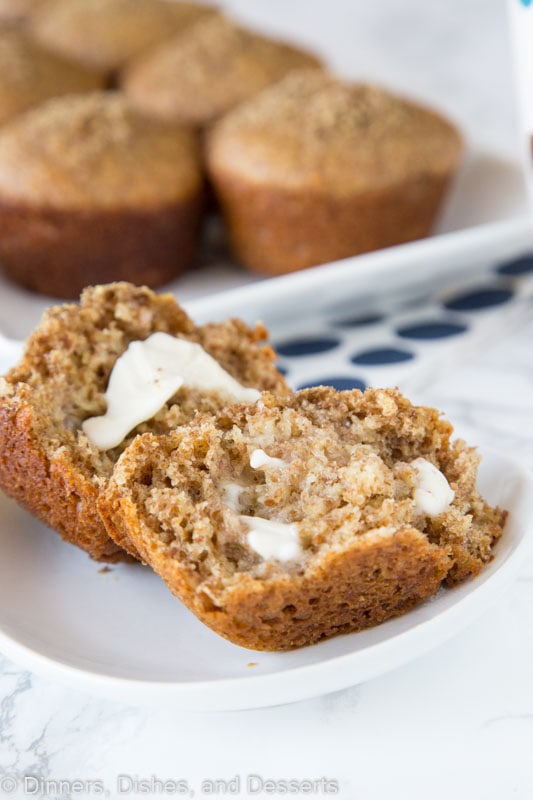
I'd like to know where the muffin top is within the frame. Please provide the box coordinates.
[0,0,42,23]
[0,92,203,209]
[0,27,104,126]
[29,0,216,73]
[207,70,463,196]
[123,15,322,127]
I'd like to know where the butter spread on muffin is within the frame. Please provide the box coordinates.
[0,283,288,561]
[99,387,505,650]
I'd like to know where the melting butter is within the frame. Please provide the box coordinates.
[241,515,302,562]
[411,457,455,516]
[83,332,260,450]
[249,448,287,470]
[222,482,243,513]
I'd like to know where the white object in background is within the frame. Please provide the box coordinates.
[508,0,533,206]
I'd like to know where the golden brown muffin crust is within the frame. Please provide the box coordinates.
[123,15,322,127]
[0,28,104,126]
[30,0,217,73]
[100,388,505,649]
[207,69,463,195]
[206,69,463,274]
[0,92,203,208]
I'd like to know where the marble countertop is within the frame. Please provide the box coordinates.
[1,1,533,798]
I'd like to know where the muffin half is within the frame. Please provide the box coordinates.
[0,283,288,560]
[100,388,505,649]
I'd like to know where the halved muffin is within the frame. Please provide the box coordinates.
[0,283,288,561]
[100,387,505,649]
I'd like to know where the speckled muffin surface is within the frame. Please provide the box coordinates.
[29,0,216,74]
[0,92,205,296]
[100,388,505,650]
[0,0,42,22]
[0,27,104,127]
[123,15,322,127]
[207,69,463,275]
[0,283,288,562]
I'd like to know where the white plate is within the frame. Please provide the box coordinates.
[0,448,531,710]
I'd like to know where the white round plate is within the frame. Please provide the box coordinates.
[0,447,531,711]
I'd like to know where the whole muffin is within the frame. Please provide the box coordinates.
[122,15,322,129]
[29,0,216,76]
[0,92,204,298]
[207,70,463,275]
[0,27,104,127]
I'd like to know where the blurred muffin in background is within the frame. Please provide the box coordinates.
[0,92,205,298]
[0,0,43,24]
[29,0,216,77]
[122,15,322,129]
[0,27,104,126]
[207,69,463,276]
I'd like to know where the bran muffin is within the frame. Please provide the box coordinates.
[29,0,216,77]
[207,70,463,275]
[100,388,505,650]
[122,15,322,129]
[0,27,104,127]
[0,283,289,561]
[0,91,205,298]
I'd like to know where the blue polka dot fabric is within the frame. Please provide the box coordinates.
[276,337,340,357]
[396,321,467,340]
[273,251,533,392]
[351,347,414,365]
[443,288,513,312]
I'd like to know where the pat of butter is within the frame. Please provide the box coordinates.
[82,332,260,450]
[242,514,302,562]
[223,482,242,512]
[249,448,287,470]
[411,457,455,516]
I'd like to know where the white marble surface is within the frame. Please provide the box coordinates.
[1,1,533,798]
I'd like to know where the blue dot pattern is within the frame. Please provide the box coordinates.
[497,254,533,276]
[397,321,467,340]
[351,347,414,366]
[276,337,340,357]
[297,376,367,391]
[334,313,384,328]
[443,288,513,312]
[272,253,531,392]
